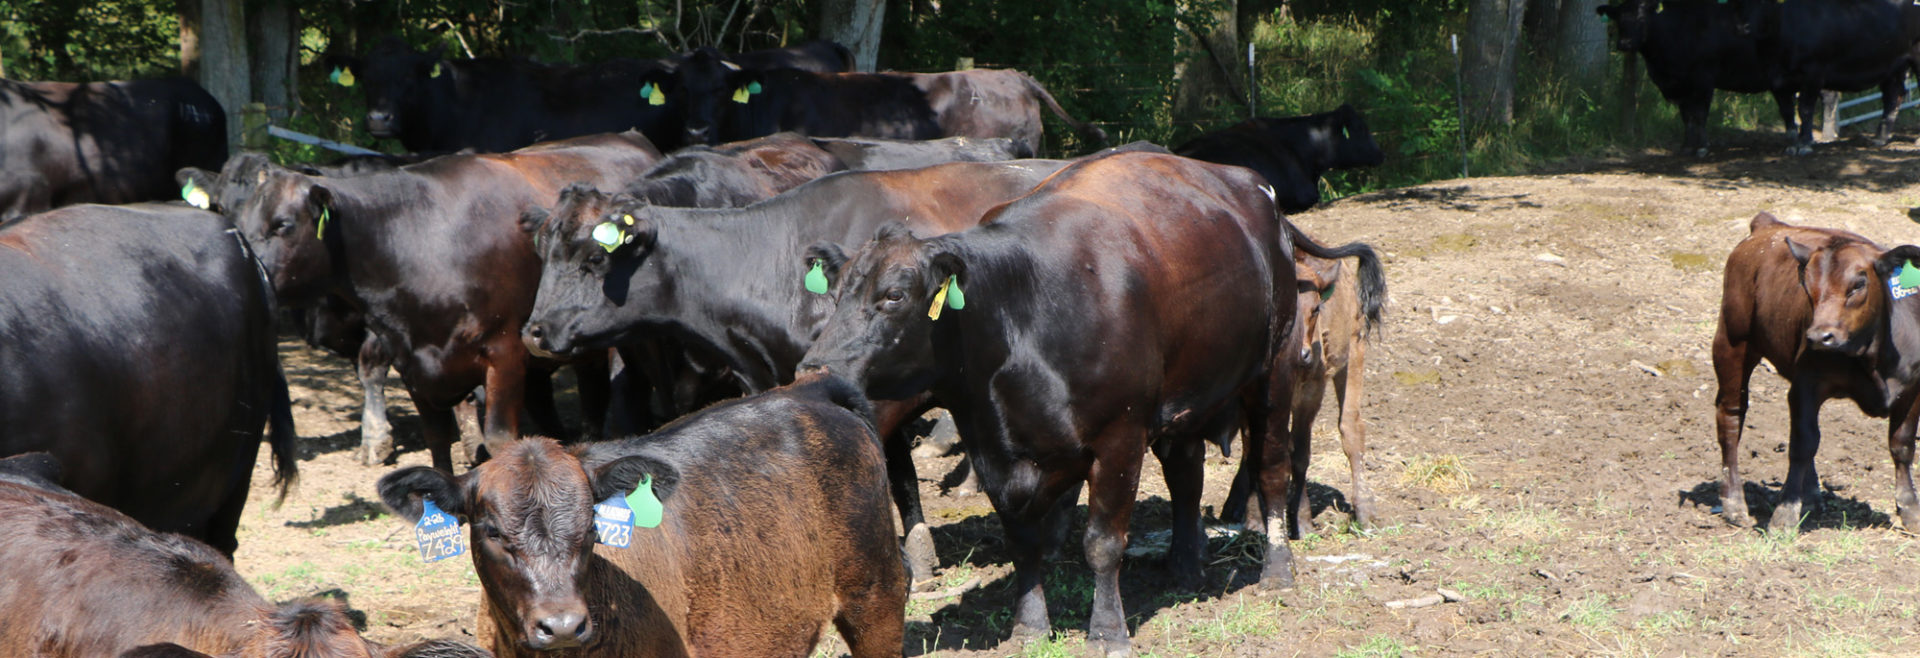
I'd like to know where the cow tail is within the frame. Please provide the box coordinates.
[1288,221,1387,334]
[1020,73,1109,145]
[267,364,301,506]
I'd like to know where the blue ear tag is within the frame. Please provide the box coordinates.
[413,499,465,563]
[592,495,633,548]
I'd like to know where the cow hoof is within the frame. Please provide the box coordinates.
[1767,502,1805,533]
[1721,506,1753,529]
[1085,637,1133,658]
[360,441,394,467]
[903,523,938,589]
[1785,144,1814,157]
[1010,620,1049,641]
[1898,506,1920,533]
[1690,147,1710,158]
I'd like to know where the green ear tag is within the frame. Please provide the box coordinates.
[625,474,663,529]
[805,260,829,294]
[317,207,330,239]
[748,81,763,94]
[431,62,443,78]
[592,221,624,253]
[945,274,965,310]
[1901,260,1920,290]
[640,82,654,100]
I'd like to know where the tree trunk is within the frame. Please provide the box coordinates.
[818,0,885,72]
[181,0,250,151]
[1554,0,1606,95]
[248,0,296,122]
[1464,0,1527,126]
[1174,0,1243,122]
[1619,52,1639,137]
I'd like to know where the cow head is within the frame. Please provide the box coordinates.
[1328,104,1385,170]
[230,167,338,306]
[798,223,960,399]
[349,37,451,139]
[673,47,756,145]
[1294,257,1341,365]
[377,439,600,651]
[1595,0,1656,51]
[522,185,657,358]
[176,152,274,215]
[1786,234,1897,355]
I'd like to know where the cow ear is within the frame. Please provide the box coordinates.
[927,241,969,293]
[1874,245,1920,282]
[376,466,471,523]
[306,185,334,232]
[118,644,216,658]
[1785,237,1814,266]
[804,241,849,293]
[0,452,64,490]
[588,455,681,505]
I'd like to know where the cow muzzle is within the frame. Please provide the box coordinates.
[522,604,594,650]
[1805,325,1859,353]
[523,322,570,359]
[366,110,397,137]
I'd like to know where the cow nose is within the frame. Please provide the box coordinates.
[1806,328,1841,349]
[522,324,556,357]
[527,610,593,649]
[686,126,712,143]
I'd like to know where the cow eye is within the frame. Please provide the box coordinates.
[1850,278,1867,295]
[271,220,293,236]
[586,252,607,267]
[883,288,906,303]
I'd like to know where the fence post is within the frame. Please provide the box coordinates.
[1247,42,1257,119]
[1452,34,1468,178]
[241,102,270,151]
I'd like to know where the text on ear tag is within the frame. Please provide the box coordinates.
[414,498,465,563]
[592,495,633,548]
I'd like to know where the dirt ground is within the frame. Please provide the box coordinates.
[236,132,1920,657]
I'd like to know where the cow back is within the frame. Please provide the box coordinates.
[0,79,226,219]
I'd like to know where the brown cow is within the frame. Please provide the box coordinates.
[1223,250,1387,535]
[377,375,904,656]
[1713,212,1920,531]
[0,454,487,658]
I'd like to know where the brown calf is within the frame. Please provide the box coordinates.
[1223,249,1387,536]
[378,375,904,656]
[0,454,485,658]
[1713,212,1920,531]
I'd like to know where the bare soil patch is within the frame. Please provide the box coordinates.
[236,138,1920,656]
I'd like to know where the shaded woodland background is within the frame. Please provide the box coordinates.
[0,0,1832,199]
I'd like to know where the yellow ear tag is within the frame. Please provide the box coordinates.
[430,63,443,78]
[648,85,666,106]
[732,86,750,104]
[928,278,951,320]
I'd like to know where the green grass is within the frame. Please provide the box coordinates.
[1560,594,1619,629]
[1187,593,1284,642]
[1399,454,1473,494]
[1335,635,1413,658]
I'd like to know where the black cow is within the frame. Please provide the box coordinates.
[798,151,1386,654]
[230,132,662,472]
[521,158,1073,583]
[811,135,1024,170]
[719,39,853,74]
[671,47,1105,154]
[326,36,679,153]
[1734,0,1919,153]
[0,78,226,221]
[1596,0,1793,156]
[621,131,846,208]
[377,376,904,656]
[0,203,296,557]
[0,454,484,658]
[1173,104,1385,213]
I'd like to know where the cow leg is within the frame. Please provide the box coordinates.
[1220,425,1257,529]
[1248,364,1299,590]
[1712,328,1760,528]
[1679,93,1712,157]
[416,402,460,472]
[1290,383,1324,539]
[1773,89,1800,136]
[1082,425,1147,657]
[983,461,1060,642]
[1890,400,1920,531]
[873,398,937,587]
[1335,346,1377,528]
[1819,90,1840,143]
[1875,77,1906,146]
[1771,380,1824,531]
[1152,435,1207,591]
[482,338,529,443]
[1789,90,1819,156]
[521,367,569,440]
[357,335,395,466]
[571,352,612,441]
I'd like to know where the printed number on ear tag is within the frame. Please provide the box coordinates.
[593,495,633,548]
[413,499,464,563]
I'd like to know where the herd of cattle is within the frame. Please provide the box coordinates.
[4,17,1918,657]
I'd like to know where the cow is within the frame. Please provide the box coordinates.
[719,39,854,74]
[0,78,226,221]
[1222,249,1388,535]
[1595,0,1793,156]
[376,376,904,657]
[796,151,1386,654]
[0,203,296,558]
[669,46,1106,154]
[1712,212,1920,532]
[0,453,485,658]
[1731,0,1919,154]
[1172,104,1385,213]
[229,131,662,473]
[811,135,1025,170]
[325,36,680,153]
[520,158,1077,584]
[621,132,846,208]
